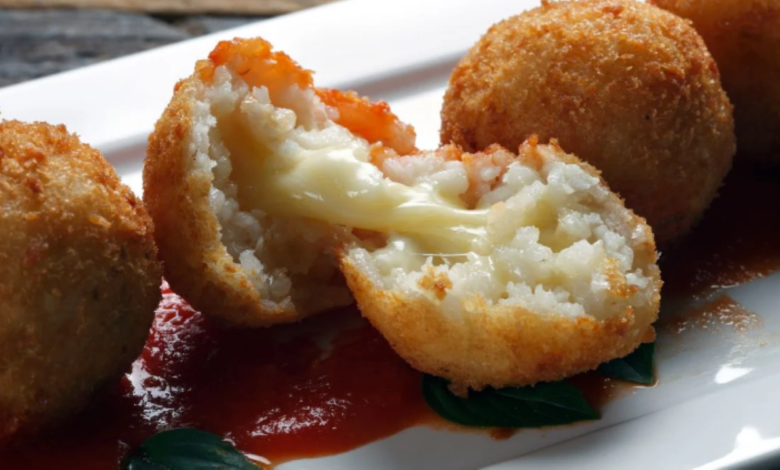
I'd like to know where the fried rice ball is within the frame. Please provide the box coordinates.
[0,121,161,444]
[144,38,416,327]
[342,138,661,389]
[440,0,736,246]
[145,37,661,389]
[650,0,780,164]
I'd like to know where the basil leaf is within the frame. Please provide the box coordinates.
[494,381,599,425]
[597,342,655,384]
[422,374,489,426]
[125,428,260,470]
[422,375,598,428]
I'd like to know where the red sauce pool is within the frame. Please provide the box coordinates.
[0,289,641,469]
[0,289,435,468]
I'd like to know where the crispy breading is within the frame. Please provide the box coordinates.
[440,0,735,246]
[341,139,660,390]
[650,0,780,164]
[144,76,291,327]
[0,120,161,444]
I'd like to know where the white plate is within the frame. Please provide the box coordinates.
[1,1,779,469]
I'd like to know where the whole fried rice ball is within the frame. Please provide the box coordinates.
[441,0,736,245]
[650,0,780,164]
[0,121,161,444]
[145,37,661,389]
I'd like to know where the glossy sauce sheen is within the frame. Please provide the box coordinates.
[1,167,778,469]
[0,290,434,468]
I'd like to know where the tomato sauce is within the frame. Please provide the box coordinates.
[0,288,645,469]
[660,164,780,298]
[0,289,435,468]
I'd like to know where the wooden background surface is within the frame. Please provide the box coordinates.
[0,3,332,88]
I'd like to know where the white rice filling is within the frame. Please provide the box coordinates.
[186,64,654,320]
[355,147,653,320]
[186,65,353,313]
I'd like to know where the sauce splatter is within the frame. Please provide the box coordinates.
[0,288,435,469]
[659,294,762,336]
[660,165,780,298]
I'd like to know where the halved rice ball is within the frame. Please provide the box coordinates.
[144,37,661,388]
[342,139,660,389]
[144,38,415,326]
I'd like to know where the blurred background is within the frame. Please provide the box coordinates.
[0,0,337,87]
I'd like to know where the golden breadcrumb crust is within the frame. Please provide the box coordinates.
[144,76,299,327]
[0,120,161,444]
[441,0,735,246]
[650,0,780,164]
[342,139,661,391]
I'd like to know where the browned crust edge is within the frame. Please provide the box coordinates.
[143,76,301,327]
[340,139,661,390]
[342,256,658,391]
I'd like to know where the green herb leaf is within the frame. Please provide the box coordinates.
[597,342,655,384]
[422,375,598,428]
[125,428,261,470]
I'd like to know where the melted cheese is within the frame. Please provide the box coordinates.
[221,113,488,255]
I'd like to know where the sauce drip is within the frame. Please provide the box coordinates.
[0,288,434,468]
[660,165,780,298]
[568,372,641,410]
